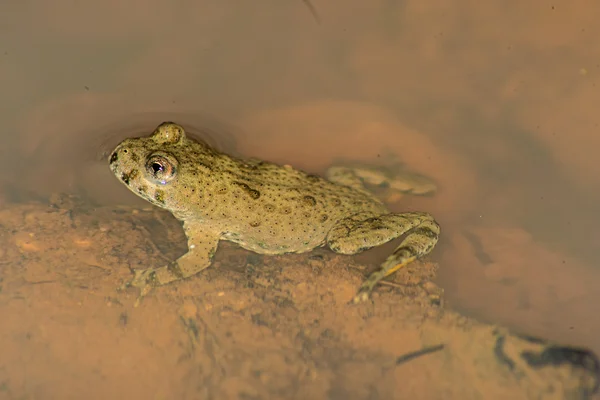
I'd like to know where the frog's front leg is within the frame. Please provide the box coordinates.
[121,222,220,306]
[327,211,440,304]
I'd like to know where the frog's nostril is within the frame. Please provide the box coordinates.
[109,152,118,164]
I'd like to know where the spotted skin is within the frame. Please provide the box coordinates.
[109,122,440,305]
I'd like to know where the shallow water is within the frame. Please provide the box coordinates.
[2,1,600,398]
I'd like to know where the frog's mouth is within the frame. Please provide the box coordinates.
[108,146,143,190]
[117,168,139,187]
[113,164,168,208]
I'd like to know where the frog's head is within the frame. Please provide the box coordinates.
[108,122,190,212]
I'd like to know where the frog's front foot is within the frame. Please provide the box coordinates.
[119,268,157,307]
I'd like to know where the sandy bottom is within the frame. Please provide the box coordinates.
[0,194,598,400]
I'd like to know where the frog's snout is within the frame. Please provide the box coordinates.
[109,150,118,165]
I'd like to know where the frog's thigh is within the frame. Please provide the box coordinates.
[151,226,220,286]
[327,211,435,254]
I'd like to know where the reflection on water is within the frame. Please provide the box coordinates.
[1,0,600,398]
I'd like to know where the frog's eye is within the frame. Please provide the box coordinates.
[146,153,178,184]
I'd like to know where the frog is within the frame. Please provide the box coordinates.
[108,121,440,306]
[325,156,437,203]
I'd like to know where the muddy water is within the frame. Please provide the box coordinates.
[2,1,600,399]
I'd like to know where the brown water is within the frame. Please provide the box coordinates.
[2,1,600,398]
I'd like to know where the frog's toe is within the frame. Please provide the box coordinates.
[119,268,157,307]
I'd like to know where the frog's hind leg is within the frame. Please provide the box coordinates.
[326,163,437,199]
[354,215,440,304]
[326,211,440,303]
[325,166,382,201]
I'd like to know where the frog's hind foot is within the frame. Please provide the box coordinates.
[351,217,440,303]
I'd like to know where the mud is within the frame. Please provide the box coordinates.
[0,194,597,400]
